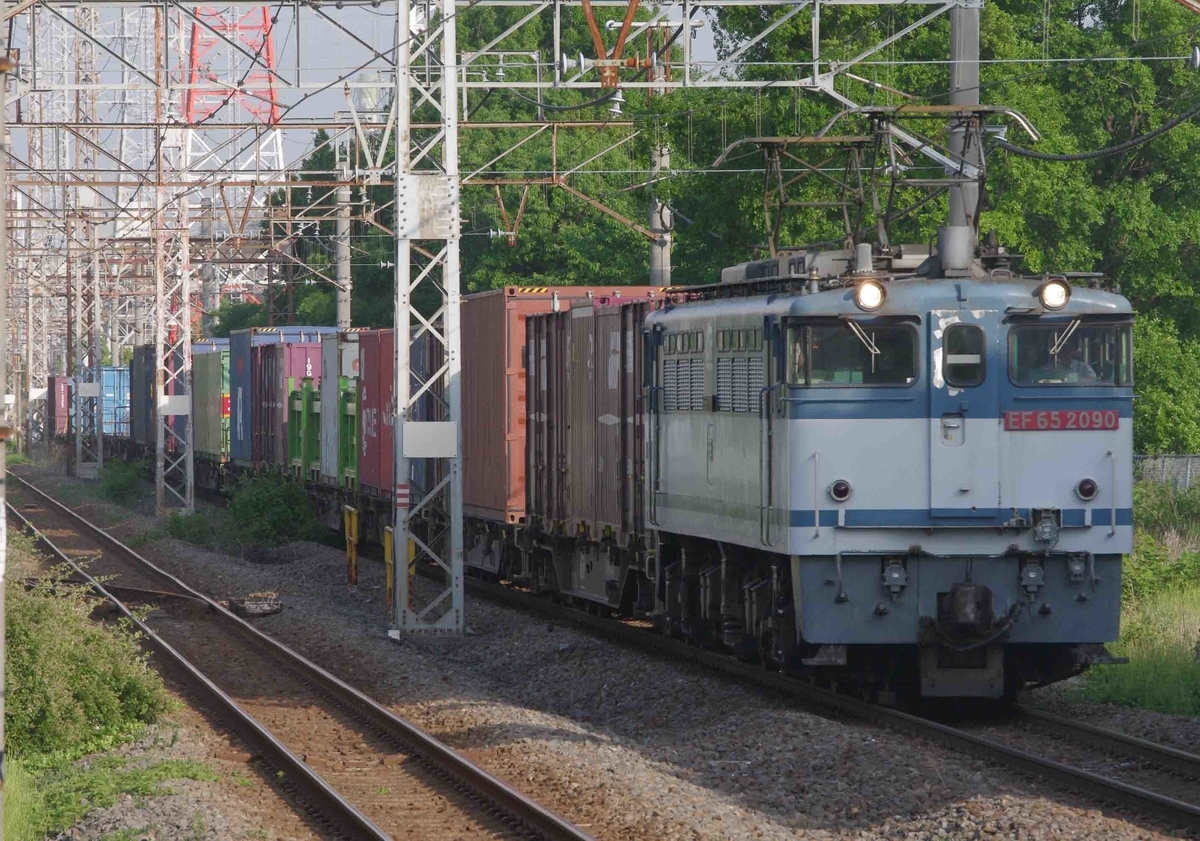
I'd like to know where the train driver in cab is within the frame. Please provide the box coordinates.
[1032,339,1098,384]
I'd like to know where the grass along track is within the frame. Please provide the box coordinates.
[8,473,593,841]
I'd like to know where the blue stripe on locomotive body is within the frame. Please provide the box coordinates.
[644,275,1134,647]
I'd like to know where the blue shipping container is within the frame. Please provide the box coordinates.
[130,346,155,448]
[129,344,189,450]
[229,327,338,463]
[100,366,131,437]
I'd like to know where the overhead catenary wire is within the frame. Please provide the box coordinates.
[994,96,1200,161]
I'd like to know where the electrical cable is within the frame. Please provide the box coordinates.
[994,96,1200,161]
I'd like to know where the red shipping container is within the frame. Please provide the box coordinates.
[527,298,653,541]
[251,343,321,466]
[46,376,71,436]
[358,329,395,499]
[461,286,661,524]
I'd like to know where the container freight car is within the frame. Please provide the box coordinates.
[320,332,359,488]
[100,366,131,437]
[130,346,155,448]
[461,286,662,523]
[254,342,322,468]
[228,327,337,465]
[460,286,661,573]
[526,300,650,546]
[46,376,71,437]
[128,345,191,454]
[193,349,229,461]
[349,329,445,542]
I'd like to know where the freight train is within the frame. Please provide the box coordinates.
[57,244,1132,700]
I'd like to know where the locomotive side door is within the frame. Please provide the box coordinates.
[928,310,1001,518]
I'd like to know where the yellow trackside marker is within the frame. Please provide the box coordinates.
[383,526,395,610]
[343,505,359,585]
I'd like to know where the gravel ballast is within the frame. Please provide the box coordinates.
[19,466,1194,840]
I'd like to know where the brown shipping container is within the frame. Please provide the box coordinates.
[46,376,71,436]
[526,297,654,541]
[461,286,660,524]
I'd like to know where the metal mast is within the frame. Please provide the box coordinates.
[154,9,194,512]
[393,0,465,634]
[72,8,102,479]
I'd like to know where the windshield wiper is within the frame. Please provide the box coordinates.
[846,320,881,372]
[1049,319,1082,356]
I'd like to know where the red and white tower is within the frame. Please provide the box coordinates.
[182,6,285,329]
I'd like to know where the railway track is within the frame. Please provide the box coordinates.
[8,473,593,841]
[460,577,1200,833]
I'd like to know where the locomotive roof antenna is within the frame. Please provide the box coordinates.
[939,0,982,277]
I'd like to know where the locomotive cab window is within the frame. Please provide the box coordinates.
[943,323,986,387]
[1009,320,1131,386]
[787,322,918,386]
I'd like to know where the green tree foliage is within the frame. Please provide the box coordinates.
[256,0,1200,452]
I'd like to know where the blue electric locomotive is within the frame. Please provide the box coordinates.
[642,239,1131,699]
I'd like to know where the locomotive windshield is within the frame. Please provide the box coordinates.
[787,323,918,386]
[1009,320,1132,386]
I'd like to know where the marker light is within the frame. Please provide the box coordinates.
[828,479,853,502]
[1075,478,1099,501]
[854,281,885,312]
[1039,280,1071,310]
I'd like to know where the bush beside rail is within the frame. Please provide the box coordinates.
[137,476,325,559]
[3,530,213,838]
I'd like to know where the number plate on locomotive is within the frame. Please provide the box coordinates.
[1003,410,1119,431]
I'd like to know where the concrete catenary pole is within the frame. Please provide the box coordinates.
[940,0,981,274]
[649,143,672,287]
[336,185,352,329]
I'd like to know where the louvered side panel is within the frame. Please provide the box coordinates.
[732,357,750,413]
[717,357,733,411]
[689,357,706,410]
[663,359,678,411]
[748,356,765,412]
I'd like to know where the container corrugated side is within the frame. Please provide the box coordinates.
[320,336,340,482]
[276,344,321,467]
[229,330,253,462]
[130,346,155,447]
[461,285,662,525]
[46,376,71,436]
[192,351,228,458]
[100,367,131,437]
[357,330,394,498]
[566,307,596,533]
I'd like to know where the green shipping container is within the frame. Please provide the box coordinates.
[287,377,322,478]
[193,350,230,459]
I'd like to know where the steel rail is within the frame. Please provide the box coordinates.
[464,578,1200,832]
[1016,706,1200,779]
[6,502,392,841]
[9,473,595,841]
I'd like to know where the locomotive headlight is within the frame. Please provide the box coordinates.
[854,281,885,312]
[1038,279,1071,310]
